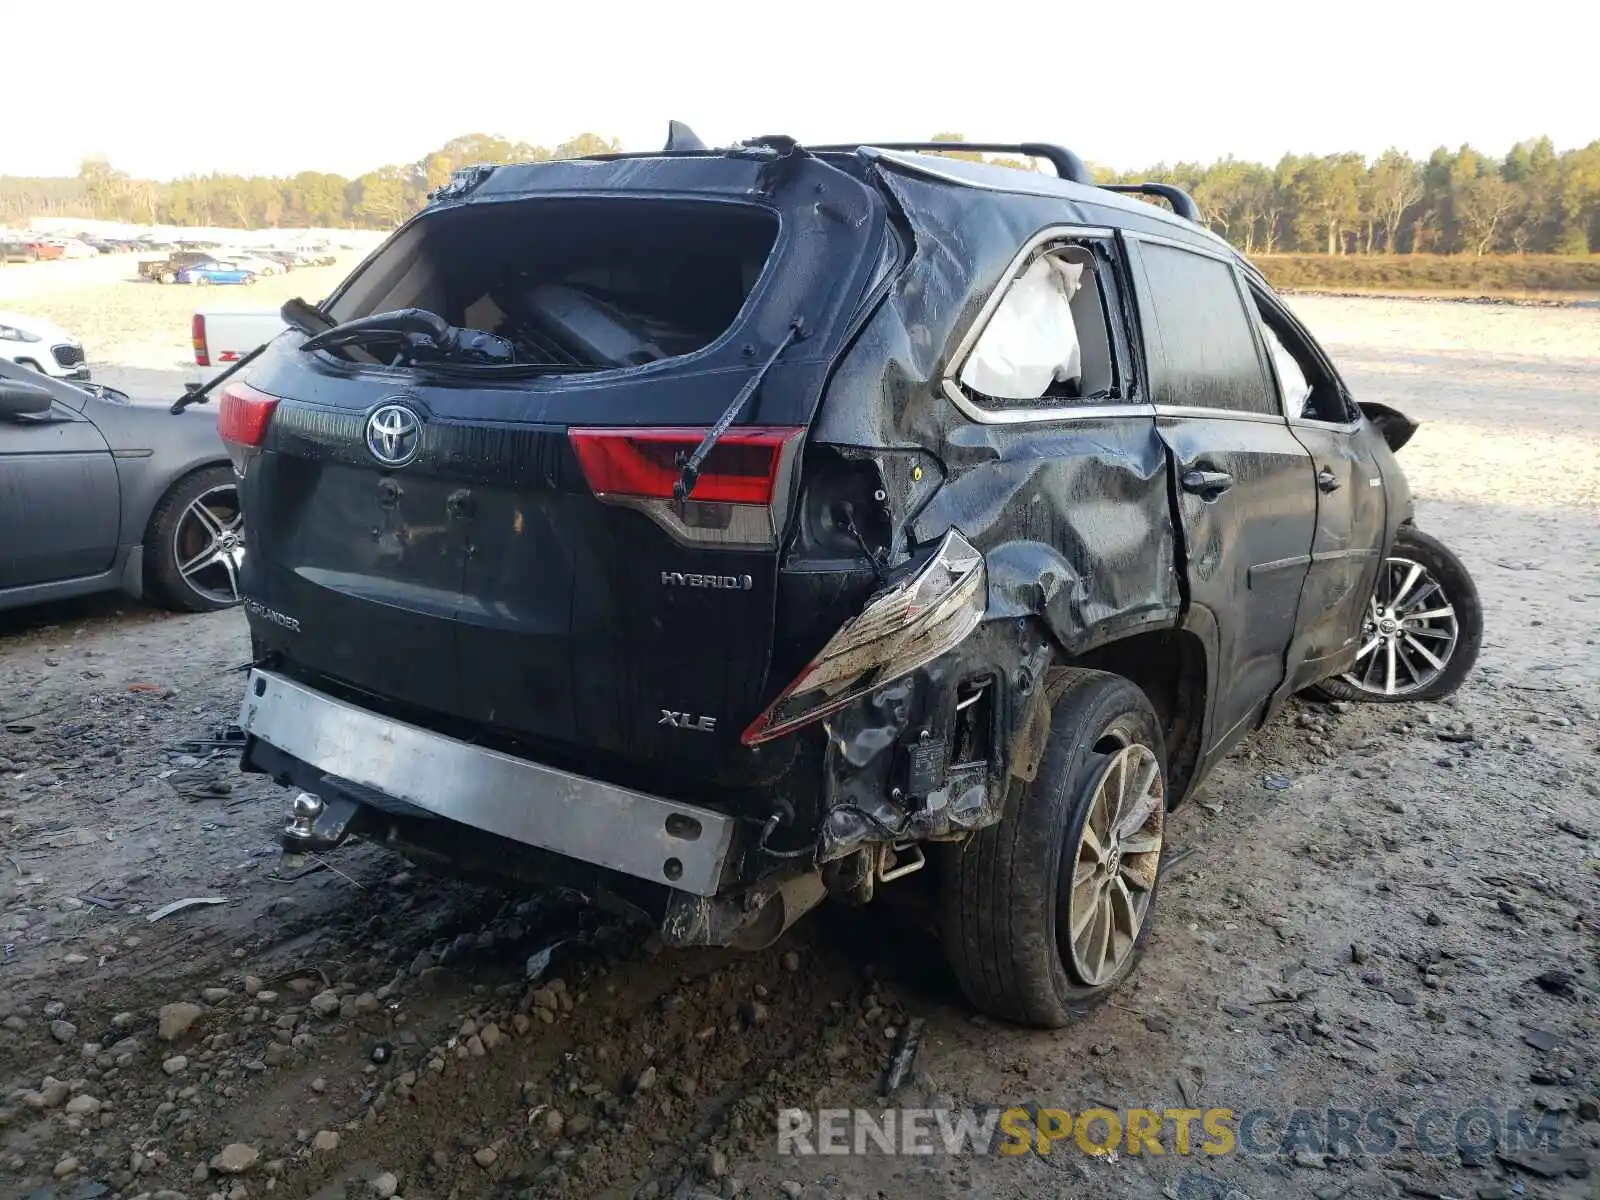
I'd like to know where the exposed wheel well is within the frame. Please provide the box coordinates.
[1060,629,1208,805]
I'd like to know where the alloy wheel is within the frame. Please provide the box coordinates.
[173,484,244,605]
[1341,555,1459,697]
[1062,739,1165,986]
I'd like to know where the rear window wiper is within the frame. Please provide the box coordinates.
[300,308,515,367]
[282,296,335,338]
[674,317,806,502]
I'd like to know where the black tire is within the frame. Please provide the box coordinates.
[143,465,244,613]
[940,669,1167,1028]
[1308,526,1481,703]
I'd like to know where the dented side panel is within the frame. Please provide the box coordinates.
[808,165,1183,662]
[909,421,1179,649]
[769,163,1186,872]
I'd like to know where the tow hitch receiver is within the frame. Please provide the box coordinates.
[281,790,360,854]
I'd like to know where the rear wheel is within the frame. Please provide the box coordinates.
[159,271,176,284]
[1309,527,1481,703]
[143,466,244,613]
[941,670,1166,1027]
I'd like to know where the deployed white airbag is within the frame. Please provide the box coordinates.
[959,255,1085,400]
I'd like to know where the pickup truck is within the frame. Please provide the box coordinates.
[141,250,218,284]
[188,309,285,386]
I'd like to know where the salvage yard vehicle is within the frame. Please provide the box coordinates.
[223,252,287,277]
[217,130,1482,1027]
[0,309,90,381]
[0,358,244,614]
[177,260,258,286]
[188,308,288,389]
[139,250,216,284]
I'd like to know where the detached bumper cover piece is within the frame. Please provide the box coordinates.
[239,670,736,896]
[742,529,987,745]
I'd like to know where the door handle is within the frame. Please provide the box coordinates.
[1316,466,1342,492]
[1181,468,1234,497]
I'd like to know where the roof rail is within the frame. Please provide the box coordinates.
[812,141,1095,186]
[1100,183,1200,223]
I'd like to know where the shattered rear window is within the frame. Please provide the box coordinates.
[323,198,778,371]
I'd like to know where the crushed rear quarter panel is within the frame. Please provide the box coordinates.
[811,166,1182,655]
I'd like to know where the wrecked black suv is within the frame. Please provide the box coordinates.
[221,131,1482,1027]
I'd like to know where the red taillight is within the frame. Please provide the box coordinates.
[568,426,803,506]
[217,380,279,448]
[191,313,209,367]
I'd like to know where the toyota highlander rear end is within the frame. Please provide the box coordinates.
[228,142,995,942]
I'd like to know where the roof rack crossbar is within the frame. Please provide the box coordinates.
[812,141,1094,186]
[1100,183,1200,223]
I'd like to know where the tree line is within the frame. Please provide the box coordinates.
[1116,138,1600,256]
[2,132,1597,256]
[933,133,1599,256]
[0,133,619,233]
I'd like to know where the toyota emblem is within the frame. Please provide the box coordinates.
[366,404,421,468]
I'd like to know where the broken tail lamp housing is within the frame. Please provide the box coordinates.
[568,425,803,548]
[217,380,280,477]
[742,529,987,746]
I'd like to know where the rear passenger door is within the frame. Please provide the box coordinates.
[1248,285,1386,692]
[1125,237,1318,752]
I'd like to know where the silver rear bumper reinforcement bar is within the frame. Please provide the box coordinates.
[238,670,737,897]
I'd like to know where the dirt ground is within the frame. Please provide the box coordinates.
[1,295,1597,1200]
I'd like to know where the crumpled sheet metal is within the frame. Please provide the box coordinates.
[814,164,1183,659]
[812,623,1052,863]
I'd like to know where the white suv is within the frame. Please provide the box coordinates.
[0,310,89,381]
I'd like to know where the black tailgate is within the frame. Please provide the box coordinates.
[238,150,890,777]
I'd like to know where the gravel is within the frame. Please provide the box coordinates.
[157,1002,205,1042]
[209,1144,259,1175]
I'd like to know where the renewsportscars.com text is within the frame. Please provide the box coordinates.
[777,1105,1565,1159]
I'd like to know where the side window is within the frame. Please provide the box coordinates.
[956,241,1122,409]
[1250,292,1352,423]
[1257,318,1312,416]
[1136,242,1276,416]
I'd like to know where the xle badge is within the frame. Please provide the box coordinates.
[660,710,717,733]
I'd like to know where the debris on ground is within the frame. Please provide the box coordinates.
[145,895,228,922]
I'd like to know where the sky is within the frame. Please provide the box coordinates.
[9,0,1596,181]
